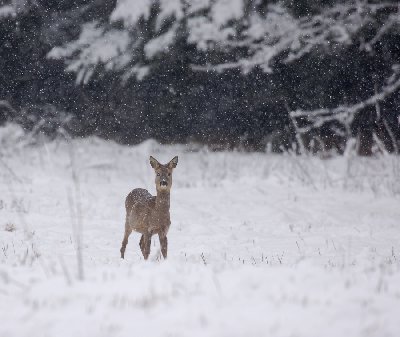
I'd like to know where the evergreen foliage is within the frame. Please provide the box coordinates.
[0,0,399,153]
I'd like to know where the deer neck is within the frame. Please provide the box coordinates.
[155,190,170,212]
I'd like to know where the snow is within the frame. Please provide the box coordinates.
[145,24,178,59]
[157,0,184,30]
[187,16,222,50]
[0,5,16,19]
[211,0,243,27]
[187,0,211,15]
[110,0,151,27]
[1,123,400,337]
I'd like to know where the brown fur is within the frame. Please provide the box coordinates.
[120,156,178,260]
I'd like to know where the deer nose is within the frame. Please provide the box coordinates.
[160,180,168,187]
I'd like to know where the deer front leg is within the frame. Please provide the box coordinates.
[159,234,168,259]
[120,227,132,259]
[140,234,151,260]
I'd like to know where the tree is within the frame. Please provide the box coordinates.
[186,0,400,154]
[25,0,400,151]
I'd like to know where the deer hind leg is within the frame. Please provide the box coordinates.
[159,234,168,259]
[139,235,144,253]
[120,226,132,259]
[140,234,151,260]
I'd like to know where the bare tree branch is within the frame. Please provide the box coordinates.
[289,65,400,134]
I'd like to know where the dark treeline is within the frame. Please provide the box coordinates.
[0,0,399,155]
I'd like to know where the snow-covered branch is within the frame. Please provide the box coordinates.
[191,0,400,73]
[361,7,400,52]
[0,0,41,19]
[48,0,185,83]
[48,22,132,84]
[47,0,400,82]
[289,65,400,134]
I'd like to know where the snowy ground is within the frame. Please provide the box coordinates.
[1,124,400,337]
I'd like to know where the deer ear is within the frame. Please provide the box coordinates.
[150,156,160,169]
[168,156,178,169]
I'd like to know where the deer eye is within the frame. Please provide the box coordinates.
[168,173,171,176]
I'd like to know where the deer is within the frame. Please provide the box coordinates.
[120,156,178,260]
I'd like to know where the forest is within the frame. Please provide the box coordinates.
[1,0,400,155]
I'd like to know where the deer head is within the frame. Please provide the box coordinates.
[150,156,178,192]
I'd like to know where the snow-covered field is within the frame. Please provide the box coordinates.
[1,124,400,337]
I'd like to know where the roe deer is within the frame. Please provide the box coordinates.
[120,156,178,260]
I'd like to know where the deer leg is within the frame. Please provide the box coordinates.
[139,234,144,253]
[159,234,168,259]
[120,227,132,259]
[140,234,151,260]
